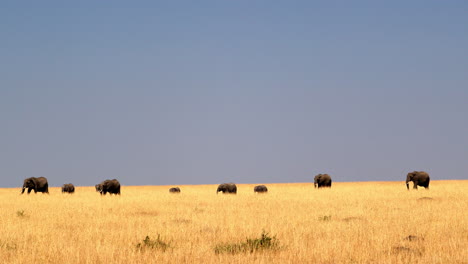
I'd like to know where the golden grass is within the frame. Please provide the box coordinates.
[1,181,467,263]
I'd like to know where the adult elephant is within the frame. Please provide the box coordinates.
[254,185,268,193]
[21,177,49,194]
[62,183,75,193]
[169,187,180,193]
[217,183,237,194]
[96,179,121,195]
[406,171,430,190]
[314,174,332,188]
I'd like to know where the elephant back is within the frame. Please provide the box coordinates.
[254,185,268,193]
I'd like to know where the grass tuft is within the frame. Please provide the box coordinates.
[16,210,26,218]
[136,235,170,252]
[214,231,280,254]
[318,215,332,221]
[0,241,17,251]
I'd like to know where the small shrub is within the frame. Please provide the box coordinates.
[391,246,423,256]
[16,210,26,218]
[214,231,279,254]
[0,241,17,251]
[404,235,424,241]
[318,215,332,221]
[136,235,170,252]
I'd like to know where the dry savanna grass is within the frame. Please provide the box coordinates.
[0,181,467,263]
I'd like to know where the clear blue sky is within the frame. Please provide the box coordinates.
[1,1,467,187]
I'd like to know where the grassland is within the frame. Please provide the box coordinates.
[0,181,467,263]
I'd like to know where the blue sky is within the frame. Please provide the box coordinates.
[1,1,467,187]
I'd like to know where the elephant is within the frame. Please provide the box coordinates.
[169,187,181,193]
[96,179,121,195]
[314,174,332,188]
[254,185,268,193]
[217,183,237,194]
[406,171,430,190]
[62,183,75,193]
[21,177,49,194]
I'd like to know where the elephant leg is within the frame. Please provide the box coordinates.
[413,182,418,189]
[27,188,32,194]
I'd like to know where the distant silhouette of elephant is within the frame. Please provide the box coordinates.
[62,183,75,193]
[96,179,121,195]
[314,174,332,188]
[169,187,180,193]
[217,183,237,194]
[254,185,268,193]
[406,171,430,190]
[21,177,49,194]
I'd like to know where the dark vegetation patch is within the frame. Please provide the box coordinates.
[172,218,191,224]
[342,217,363,222]
[0,241,17,251]
[214,231,280,254]
[318,215,332,221]
[136,211,159,217]
[136,235,171,252]
[391,246,423,256]
[391,246,411,254]
[404,235,424,242]
[16,210,27,218]
[391,235,425,258]
[417,197,434,201]
[200,226,219,233]
[193,207,205,213]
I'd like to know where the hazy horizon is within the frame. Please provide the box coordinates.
[1,1,467,188]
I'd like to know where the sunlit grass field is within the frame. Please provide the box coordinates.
[1,181,467,263]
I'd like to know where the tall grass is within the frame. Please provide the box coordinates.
[0,181,466,263]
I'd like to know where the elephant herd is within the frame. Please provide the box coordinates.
[20,177,121,195]
[19,171,431,195]
[168,183,268,194]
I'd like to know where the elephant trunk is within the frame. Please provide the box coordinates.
[406,182,410,190]
[21,187,25,194]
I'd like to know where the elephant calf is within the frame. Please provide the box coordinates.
[254,185,268,193]
[169,187,181,193]
[62,183,75,193]
[21,177,49,194]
